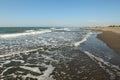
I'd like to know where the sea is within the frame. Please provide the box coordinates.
[0,27,120,80]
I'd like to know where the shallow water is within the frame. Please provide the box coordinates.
[0,27,120,80]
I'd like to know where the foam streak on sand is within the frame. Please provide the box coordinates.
[84,51,120,80]
[0,30,52,38]
[74,32,92,46]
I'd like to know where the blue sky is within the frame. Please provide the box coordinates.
[0,0,120,27]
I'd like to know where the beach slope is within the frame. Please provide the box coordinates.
[86,27,120,54]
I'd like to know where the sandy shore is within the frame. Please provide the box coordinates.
[85,27,120,54]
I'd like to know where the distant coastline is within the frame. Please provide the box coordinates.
[84,26,120,54]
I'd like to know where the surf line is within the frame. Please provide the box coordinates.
[0,30,52,38]
[74,32,92,47]
[0,47,45,58]
[84,51,120,80]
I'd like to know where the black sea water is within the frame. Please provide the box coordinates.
[0,27,120,80]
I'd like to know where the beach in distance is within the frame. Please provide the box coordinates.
[85,26,120,54]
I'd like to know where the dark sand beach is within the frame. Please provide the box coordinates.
[98,31,120,54]
[86,27,120,54]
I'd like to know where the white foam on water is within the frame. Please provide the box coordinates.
[74,32,92,46]
[1,63,55,80]
[41,64,55,78]
[1,67,13,75]
[63,28,71,31]
[84,51,120,80]
[25,30,36,33]
[1,66,41,78]
[50,28,71,31]
[1,60,25,67]
[11,59,25,63]
[20,66,41,74]
[21,64,55,80]
[0,47,43,58]
[0,29,52,38]
[41,54,58,63]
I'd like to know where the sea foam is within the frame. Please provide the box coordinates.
[0,30,52,38]
[50,28,71,31]
[74,32,92,46]
[84,51,120,80]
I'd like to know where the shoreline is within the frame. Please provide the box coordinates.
[97,31,120,54]
[85,27,120,54]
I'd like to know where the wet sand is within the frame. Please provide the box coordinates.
[0,47,110,80]
[51,49,109,80]
[85,27,120,54]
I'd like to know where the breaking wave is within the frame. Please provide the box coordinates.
[74,32,92,46]
[50,28,71,31]
[0,29,52,38]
